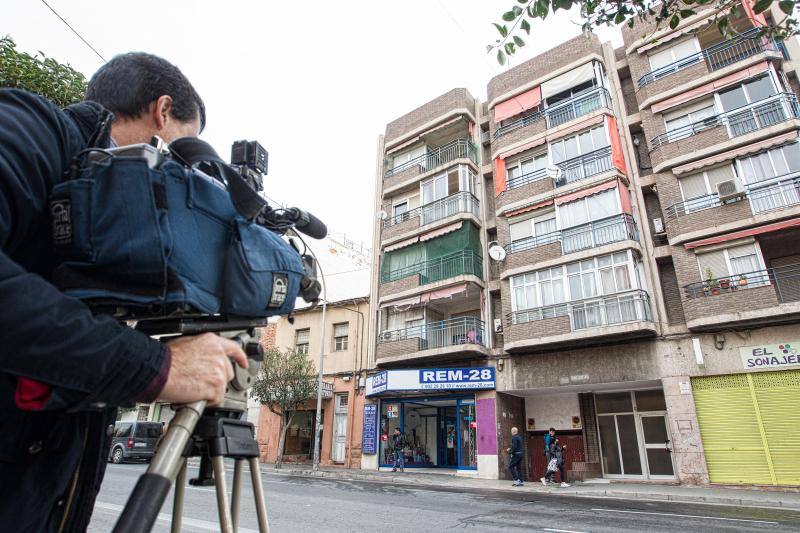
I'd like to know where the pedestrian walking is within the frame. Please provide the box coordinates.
[541,438,570,487]
[391,427,405,472]
[507,427,525,486]
[543,427,556,476]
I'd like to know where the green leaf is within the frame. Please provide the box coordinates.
[753,0,773,13]
[679,9,695,17]
[627,18,635,28]
[513,36,526,47]
[779,0,794,14]
[669,14,680,29]
[486,44,494,53]
[521,19,531,34]
[497,49,506,65]
[717,16,729,35]
[493,23,509,37]
[502,10,518,21]
[614,10,626,24]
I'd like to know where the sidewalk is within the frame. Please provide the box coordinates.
[258,463,800,510]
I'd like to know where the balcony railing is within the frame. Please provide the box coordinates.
[384,139,477,179]
[638,29,779,88]
[683,264,800,303]
[507,289,652,331]
[664,172,800,220]
[493,87,612,140]
[377,316,486,350]
[380,250,483,285]
[507,167,549,191]
[506,213,638,255]
[384,192,480,229]
[554,146,614,186]
[651,93,800,149]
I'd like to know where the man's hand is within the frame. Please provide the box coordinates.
[158,333,248,405]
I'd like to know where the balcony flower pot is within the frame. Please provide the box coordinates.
[739,275,748,287]
[711,287,720,295]
[720,278,730,290]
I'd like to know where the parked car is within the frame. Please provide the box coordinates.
[108,421,164,464]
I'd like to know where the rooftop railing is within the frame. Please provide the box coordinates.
[650,93,800,150]
[380,250,483,285]
[506,289,652,331]
[637,29,779,88]
[384,138,477,179]
[505,213,637,255]
[384,192,480,228]
[377,316,486,350]
[683,264,800,303]
[493,87,612,140]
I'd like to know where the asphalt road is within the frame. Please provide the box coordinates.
[90,463,800,532]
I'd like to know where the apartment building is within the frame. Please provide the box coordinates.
[364,2,800,486]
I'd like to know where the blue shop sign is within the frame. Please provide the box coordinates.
[419,368,495,390]
[362,404,378,454]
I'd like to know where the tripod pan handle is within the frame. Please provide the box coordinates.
[112,473,171,533]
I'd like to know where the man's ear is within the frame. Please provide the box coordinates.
[153,95,174,130]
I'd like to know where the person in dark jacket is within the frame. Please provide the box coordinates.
[0,53,249,532]
[541,438,570,487]
[391,427,406,472]
[507,426,524,486]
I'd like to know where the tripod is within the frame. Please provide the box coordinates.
[112,323,270,533]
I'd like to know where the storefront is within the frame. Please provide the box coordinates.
[363,367,497,475]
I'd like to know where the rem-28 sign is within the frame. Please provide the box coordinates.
[366,367,496,396]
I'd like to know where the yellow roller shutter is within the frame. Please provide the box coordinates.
[692,369,800,486]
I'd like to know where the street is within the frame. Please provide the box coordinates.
[91,463,800,532]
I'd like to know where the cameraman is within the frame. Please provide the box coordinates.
[0,53,247,532]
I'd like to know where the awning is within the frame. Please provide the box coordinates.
[652,62,770,113]
[636,10,722,54]
[420,283,468,303]
[380,294,421,308]
[493,86,542,123]
[685,217,800,249]
[421,116,465,140]
[384,236,418,252]
[420,221,462,242]
[541,62,595,100]
[505,199,554,218]
[545,113,606,143]
[555,179,618,205]
[742,0,768,27]
[673,131,800,175]
[499,136,547,160]
[494,157,507,197]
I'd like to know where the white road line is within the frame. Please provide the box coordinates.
[591,508,779,524]
[94,502,259,532]
[543,528,589,533]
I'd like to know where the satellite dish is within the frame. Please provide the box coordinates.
[377,210,388,221]
[488,244,506,262]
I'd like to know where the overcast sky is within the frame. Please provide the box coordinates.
[5,1,622,247]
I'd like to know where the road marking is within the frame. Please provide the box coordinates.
[543,528,589,533]
[94,502,259,532]
[590,508,779,524]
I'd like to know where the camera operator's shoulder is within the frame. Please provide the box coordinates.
[0,88,65,123]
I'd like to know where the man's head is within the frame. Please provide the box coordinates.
[511,427,518,435]
[549,428,556,436]
[394,428,401,434]
[86,52,205,146]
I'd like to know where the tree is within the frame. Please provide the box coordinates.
[0,36,87,106]
[250,348,318,469]
[489,0,799,64]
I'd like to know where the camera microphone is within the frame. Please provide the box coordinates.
[283,208,328,239]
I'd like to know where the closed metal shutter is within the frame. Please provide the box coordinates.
[692,370,800,486]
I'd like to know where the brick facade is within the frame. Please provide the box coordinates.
[385,88,474,144]
[496,176,554,211]
[666,200,753,241]
[505,315,572,344]
[648,123,730,169]
[490,118,547,156]
[381,217,420,243]
[375,338,420,362]
[378,275,419,298]
[504,242,563,273]
[658,260,686,325]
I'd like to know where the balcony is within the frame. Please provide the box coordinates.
[638,29,780,89]
[382,192,480,242]
[493,87,612,141]
[376,316,487,363]
[384,138,477,180]
[503,290,655,351]
[504,214,638,271]
[554,146,614,187]
[651,93,800,150]
[379,250,483,298]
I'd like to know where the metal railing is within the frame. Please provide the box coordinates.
[377,316,487,350]
[507,167,549,191]
[384,192,480,228]
[664,172,800,220]
[684,264,800,303]
[507,289,652,331]
[380,250,483,285]
[384,138,477,178]
[554,146,614,186]
[493,87,612,140]
[638,29,779,88]
[506,213,637,255]
[650,93,800,149]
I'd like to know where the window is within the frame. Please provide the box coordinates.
[648,38,700,74]
[393,201,407,218]
[295,329,310,355]
[114,423,132,438]
[550,125,608,164]
[545,79,596,106]
[664,99,717,142]
[696,242,766,282]
[391,145,426,170]
[558,189,619,229]
[335,393,349,412]
[333,323,349,351]
[738,143,800,185]
[718,75,777,112]
[506,152,548,185]
[509,209,557,250]
[678,164,737,211]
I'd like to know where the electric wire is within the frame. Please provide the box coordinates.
[39,0,107,63]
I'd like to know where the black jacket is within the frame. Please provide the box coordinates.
[0,89,167,532]
[510,434,523,456]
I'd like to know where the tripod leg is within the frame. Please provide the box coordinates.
[231,460,244,532]
[171,459,187,533]
[212,456,234,533]
[248,457,270,533]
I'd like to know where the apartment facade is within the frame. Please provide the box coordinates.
[365,3,800,486]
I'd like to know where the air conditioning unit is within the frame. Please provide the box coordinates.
[652,217,665,234]
[717,180,744,202]
[481,131,491,147]
[493,318,503,333]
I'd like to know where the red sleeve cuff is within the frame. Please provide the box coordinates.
[136,345,171,403]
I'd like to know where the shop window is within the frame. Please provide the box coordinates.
[284,410,316,456]
[595,392,633,413]
[295,329,310,355]
[635,389,667,411]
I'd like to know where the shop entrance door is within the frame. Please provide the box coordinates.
[332,393,348,463]
[639,415,674,478]
[439,407,458,467]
